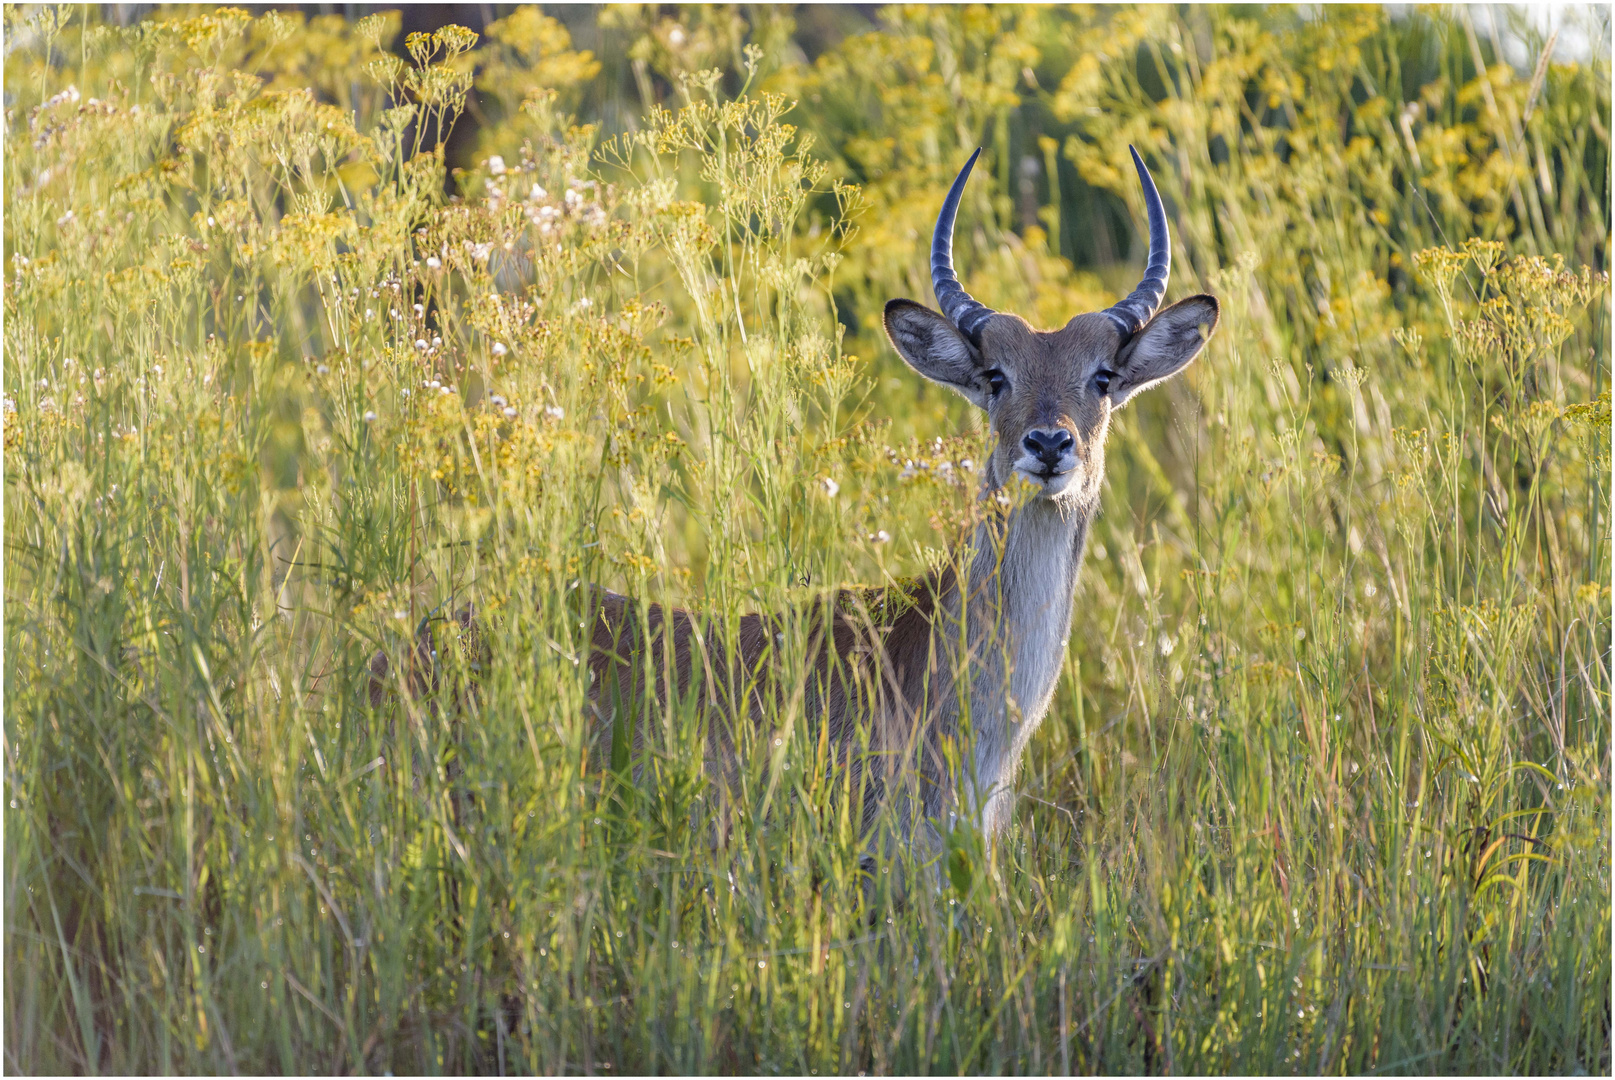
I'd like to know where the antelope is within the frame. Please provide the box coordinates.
[585,146,1219,880]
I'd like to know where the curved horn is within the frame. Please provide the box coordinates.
[931,147,998,343]
[1104,145,1171,339]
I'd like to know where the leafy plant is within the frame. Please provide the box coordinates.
[4,5,1607,1074]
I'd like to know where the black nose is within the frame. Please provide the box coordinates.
[1022,428,1074,467]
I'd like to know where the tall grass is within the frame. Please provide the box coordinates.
[4,5,1609,1074]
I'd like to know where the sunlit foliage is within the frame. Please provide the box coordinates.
[4,5,1608,1074]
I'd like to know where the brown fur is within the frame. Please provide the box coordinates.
[368,293,1218,882]
[582,570,963,837]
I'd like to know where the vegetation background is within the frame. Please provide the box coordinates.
[3,3,1610,1074]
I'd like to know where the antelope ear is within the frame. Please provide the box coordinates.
[884,299,991,408]
[1110,294,1220,407]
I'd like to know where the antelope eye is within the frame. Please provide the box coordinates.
[1093,368,1116,395]
[985,369,1008,397]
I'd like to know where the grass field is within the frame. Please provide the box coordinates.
[3,5,1610,1074]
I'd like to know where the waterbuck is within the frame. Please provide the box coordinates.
[585,146,1219,875]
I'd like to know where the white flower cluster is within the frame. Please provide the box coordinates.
[44,84,81,109]
[898,457,973,482]
[29,85,88,151]
[893,437,976,484]
[524,176,607,235]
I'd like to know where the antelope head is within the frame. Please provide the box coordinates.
[884,147,1219,505]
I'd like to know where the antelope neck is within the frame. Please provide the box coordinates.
[944,473,1095,836]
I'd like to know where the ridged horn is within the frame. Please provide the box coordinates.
[1104,145,1171,339]
[931,147,998,344]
